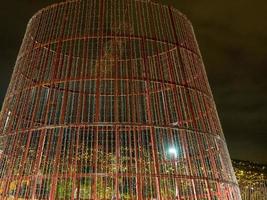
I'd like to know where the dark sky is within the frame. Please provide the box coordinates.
[0,0,266,164]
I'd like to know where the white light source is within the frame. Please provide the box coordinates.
[169,147,177,157]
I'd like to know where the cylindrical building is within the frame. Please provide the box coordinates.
[0,0,241,199]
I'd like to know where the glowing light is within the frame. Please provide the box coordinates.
[169,147,177,157]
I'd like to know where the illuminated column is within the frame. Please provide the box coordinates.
[0,0,241,199]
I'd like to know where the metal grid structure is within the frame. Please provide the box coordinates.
[0,0,241,199]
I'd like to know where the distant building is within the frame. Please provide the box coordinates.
[0,0,241,199]
[233,160,267,200]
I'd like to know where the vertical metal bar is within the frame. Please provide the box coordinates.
[140,35,162,200]
[91,0,105,198]
[48,3,72,198]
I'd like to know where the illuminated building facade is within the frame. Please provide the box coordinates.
[0,0,241,199]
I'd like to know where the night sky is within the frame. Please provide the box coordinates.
[0,0,266,164]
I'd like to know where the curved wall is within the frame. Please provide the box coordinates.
[0,0,241,199]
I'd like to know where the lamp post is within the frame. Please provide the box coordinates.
[168,147,180,199]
